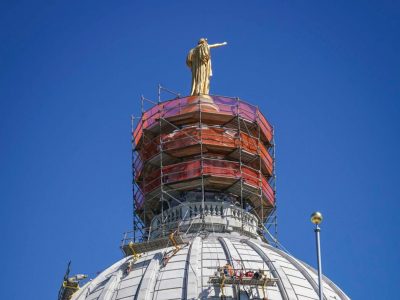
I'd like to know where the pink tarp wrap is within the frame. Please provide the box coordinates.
[133,127,273,179]
[133,96,273,146]
[137,158,274,208]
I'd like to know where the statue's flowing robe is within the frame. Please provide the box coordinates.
[186,43,211,95]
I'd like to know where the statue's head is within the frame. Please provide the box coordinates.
[198,38,207,45]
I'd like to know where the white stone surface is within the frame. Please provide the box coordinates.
[72,234,350,300]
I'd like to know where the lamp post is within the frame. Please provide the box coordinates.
[311,211,323,300]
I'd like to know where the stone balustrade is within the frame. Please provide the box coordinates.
[148,201,259,239]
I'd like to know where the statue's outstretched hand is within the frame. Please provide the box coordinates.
[208,41,228,48]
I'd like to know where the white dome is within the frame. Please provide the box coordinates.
[71,233,349,300]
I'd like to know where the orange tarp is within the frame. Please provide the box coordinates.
[137,159,274,206]
[133,96,273,146]
[134,127,273,178]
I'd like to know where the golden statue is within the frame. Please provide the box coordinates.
[186,38,227,95]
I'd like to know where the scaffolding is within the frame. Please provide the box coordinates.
[130,86,278,246]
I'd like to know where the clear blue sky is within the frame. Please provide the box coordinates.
[1,1,399,299]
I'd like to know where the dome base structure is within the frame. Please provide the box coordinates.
[70,233,349,300]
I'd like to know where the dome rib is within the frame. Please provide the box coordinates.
[217,237,239,298]
[272,246,327,300]
[244,240,292,300]
[185,236,201,299]
[74,257,129,300]
[136,253,163,300]
[98,270,122,300]
[300,261,349,300]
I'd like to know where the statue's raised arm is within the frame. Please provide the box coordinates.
[186,38,227,95]
[208,42,228,49]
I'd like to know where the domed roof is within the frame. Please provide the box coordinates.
[71,233,349,300]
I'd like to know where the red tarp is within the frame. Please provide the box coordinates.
[137,158,274,206]
[134,127,273,178]
[133,96,273,146]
